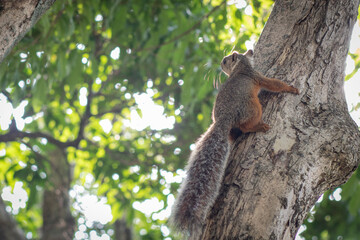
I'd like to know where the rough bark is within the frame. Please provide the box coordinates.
[0,0,56,64]
[0,195,26,240]
[199,0,360,239]
[41,149,75,240]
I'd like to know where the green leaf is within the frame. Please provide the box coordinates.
[136,108,143,118]
[27,184,38,210]
[341,173,358,201]
[348,185,360,216]
[13,168,30,181]
[32,78,48,111]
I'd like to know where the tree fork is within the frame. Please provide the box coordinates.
[198,0,360,239]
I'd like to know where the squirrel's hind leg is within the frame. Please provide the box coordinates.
[239,121,270,133]
[236,101,270,133]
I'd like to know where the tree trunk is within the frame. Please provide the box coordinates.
[199,0,360,239]
[114,219,133,240]
[41,149,74,240]
[0,0,56,64]
[0,195,26,240]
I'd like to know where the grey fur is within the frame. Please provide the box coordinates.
[170,51,253,235]
[170,50,298,236]
[170,122,230,235]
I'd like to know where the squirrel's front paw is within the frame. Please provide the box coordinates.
[288,86,299,95]
[259,123,270,132]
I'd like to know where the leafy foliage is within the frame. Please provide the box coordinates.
[0,0,359,239]
[301,170,360,240]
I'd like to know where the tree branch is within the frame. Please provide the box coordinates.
[67,78,94,148]
[0,28,129,149]
[93,69,121,97]
[85,138,142,167]
[1,90,12,103]
[0,128,68,148]
[92,107,123,118]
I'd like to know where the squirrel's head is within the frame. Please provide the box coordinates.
[220,50,254,76]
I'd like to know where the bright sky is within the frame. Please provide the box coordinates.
[345,22,360,126]
[0,3,360,239]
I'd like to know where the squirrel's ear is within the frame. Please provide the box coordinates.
[244,49,254,57]
[244,50,255,67]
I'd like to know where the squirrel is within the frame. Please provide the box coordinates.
[170,49,299,236]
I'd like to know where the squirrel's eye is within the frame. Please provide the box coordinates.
[223,59,227,64]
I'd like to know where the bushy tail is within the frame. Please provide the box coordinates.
[170,123,230,235]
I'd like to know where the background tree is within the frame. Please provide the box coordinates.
[0,0,360,239]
